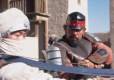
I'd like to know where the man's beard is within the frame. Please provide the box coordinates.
[67,36,81,47]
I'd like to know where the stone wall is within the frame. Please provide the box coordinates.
[48,0,68,37]
[110,0,114,68]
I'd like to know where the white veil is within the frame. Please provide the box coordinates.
[0,37,38,60]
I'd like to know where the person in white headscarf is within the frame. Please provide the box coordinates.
[0,8,65,80]
[0,8,38,60]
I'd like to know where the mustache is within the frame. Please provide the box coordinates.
[68,36,78,41]
[69,35,79,39]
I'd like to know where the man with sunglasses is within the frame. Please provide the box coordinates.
[50,12,113,80]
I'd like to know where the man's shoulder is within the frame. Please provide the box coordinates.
[84,33,101,43]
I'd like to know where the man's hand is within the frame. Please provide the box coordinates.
[0,59,7,68]
[78,59,104,68]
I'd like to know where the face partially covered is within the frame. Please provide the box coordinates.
[8,30,27,40]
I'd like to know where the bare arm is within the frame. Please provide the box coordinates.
[94,42,113,65]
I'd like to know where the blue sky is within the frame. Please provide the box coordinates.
[88,0,110,33]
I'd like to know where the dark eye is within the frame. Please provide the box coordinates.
[15,34,21,37]
[71,29,82,32]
